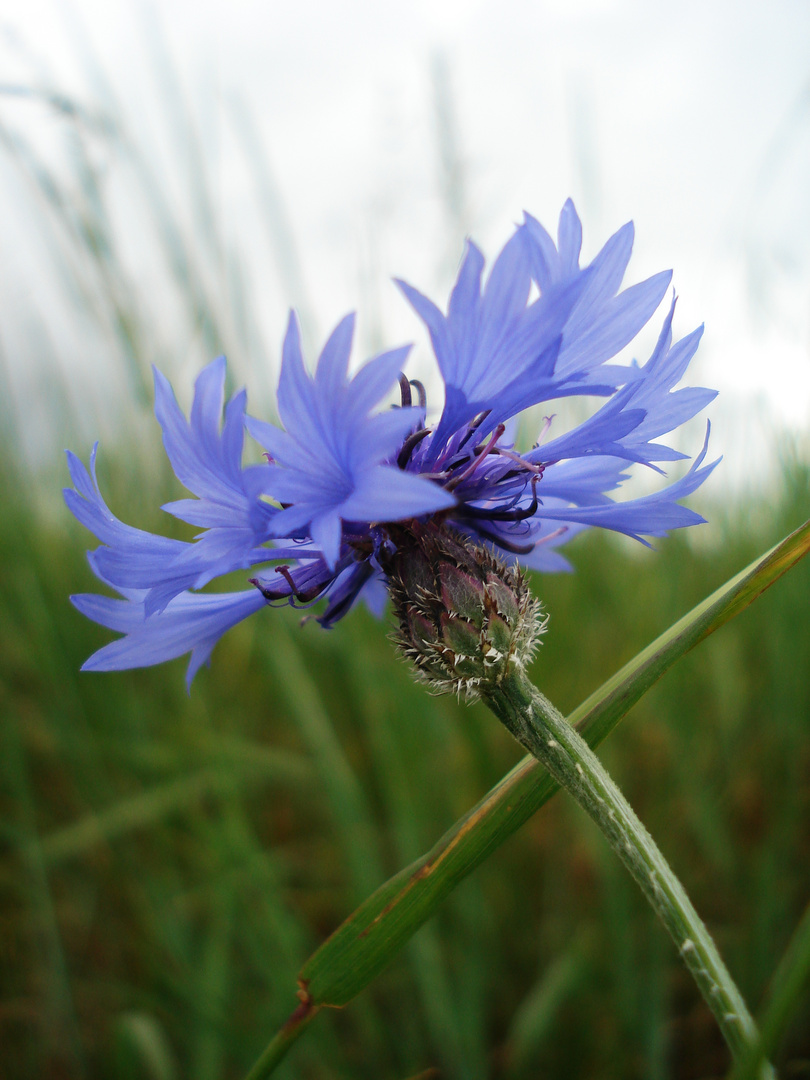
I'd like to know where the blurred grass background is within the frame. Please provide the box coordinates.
[1,29,810,1080]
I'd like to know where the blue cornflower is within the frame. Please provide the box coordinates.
[66,200,718,685]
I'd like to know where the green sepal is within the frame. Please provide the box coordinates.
[440,613,483,658]
[485,575,520,625]
[486,612,513,657]
[439,564,487,627]
[407,609,437,654]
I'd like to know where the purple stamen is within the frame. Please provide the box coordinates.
[447,424,506,491]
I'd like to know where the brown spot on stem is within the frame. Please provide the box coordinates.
[281,979,317,1033]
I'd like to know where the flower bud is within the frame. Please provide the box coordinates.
[383,522,546,697]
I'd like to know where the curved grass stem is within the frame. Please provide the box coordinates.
[244,994,320,1080]
[483,667,773,1078]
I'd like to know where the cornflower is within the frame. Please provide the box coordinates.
[66,200,717,687]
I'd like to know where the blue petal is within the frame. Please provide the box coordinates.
[395,279,454,380]
[75,588,266,690]
[253,314,427,557]
[557,199,582,276]
[347,408,422,468]
[481,232,532,332]
[525,428,719,541]
[314,313,355,400]
[522,212,562,290]
[581,221,635,307]
[559,271,672,376]
[310,512,343,568]
[190,355,227,456]
[347,345,413,418]
[244,416,304,467]
[66,361,274,619]
[276,312,323,451]
[339,466,456,521]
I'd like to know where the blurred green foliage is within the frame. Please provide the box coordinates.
[1,441,809,1079]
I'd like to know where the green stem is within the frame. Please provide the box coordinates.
[244,995,320,1080]
[483,666,772,1078]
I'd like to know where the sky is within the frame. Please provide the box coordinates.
[1,0,810,490]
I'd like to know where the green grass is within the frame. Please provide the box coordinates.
[2,444,809,1079]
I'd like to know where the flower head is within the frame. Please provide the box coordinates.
[66,200,718,686]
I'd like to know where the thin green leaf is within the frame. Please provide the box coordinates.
[503,933,590,1076]
[728,900,810,1080]
[114,1013,178,1080]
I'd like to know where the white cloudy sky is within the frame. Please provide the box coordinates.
[1,0,810,488]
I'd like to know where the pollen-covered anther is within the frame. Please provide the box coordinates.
[384,521,546,698]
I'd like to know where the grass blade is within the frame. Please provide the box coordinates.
[38,743,311,866]
[728,900,810,1080]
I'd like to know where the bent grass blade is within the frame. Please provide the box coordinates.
[246,517,810,1077]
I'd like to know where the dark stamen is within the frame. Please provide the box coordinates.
[463,478,540,522]
[410,379,427,408]
[250,566,328,605]
[470,527,535,555]
[317,566,374,626]
[398,373,412,408]
[457,410,491,450]
[446,452,473,472]
[397,427,431,469]
[278,565,327,602]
